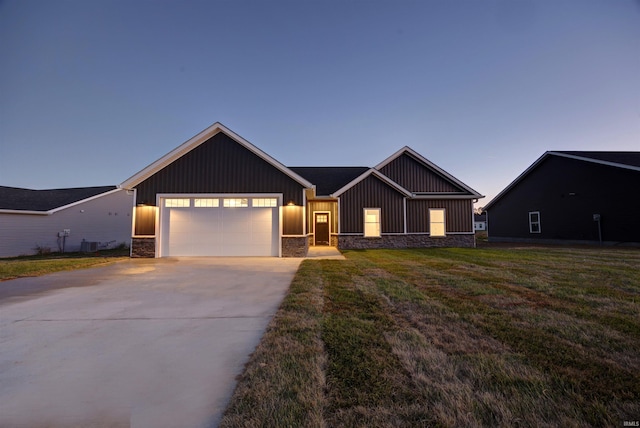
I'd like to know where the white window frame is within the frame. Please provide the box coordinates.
[363,208,381,238]
[194,198,219,208]
[164,198,190,208]
[223,198,249,208]
[529,211,541,233]
[252,198,278,207]
[429,208,446,237]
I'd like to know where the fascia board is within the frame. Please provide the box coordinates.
[119,122,313,189]
[374,146,411,170]
[413,194,484,200]
[375,146,483,197]
[550,151,640,172]
[0,209,49,216]
[332,169,412,198]
[483,152,550,211]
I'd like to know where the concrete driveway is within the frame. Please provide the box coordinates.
[0,257,302,428]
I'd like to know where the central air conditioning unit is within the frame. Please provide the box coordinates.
[80,241,99,252]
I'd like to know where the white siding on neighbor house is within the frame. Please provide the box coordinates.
[0,189,133,257]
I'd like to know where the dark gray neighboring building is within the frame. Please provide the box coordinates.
[484,151,640,245]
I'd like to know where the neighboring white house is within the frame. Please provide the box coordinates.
[0,186,134,257]
[474,213,487,231]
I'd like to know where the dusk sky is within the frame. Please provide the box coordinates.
[1,0,638,207]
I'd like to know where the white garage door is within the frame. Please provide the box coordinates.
[159,196,279,257]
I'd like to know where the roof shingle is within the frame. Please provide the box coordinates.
[0,186,117,211]
[289,167,369,196]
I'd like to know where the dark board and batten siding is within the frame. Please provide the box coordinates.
[308,200,339,235]
[379,153,462,193]
[282,206,304,235]
[407,199,474,233]
[135,132,305,206]
[339,175,405,233]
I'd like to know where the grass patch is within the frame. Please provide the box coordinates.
[0,248,129,281]
[220,246,640,427]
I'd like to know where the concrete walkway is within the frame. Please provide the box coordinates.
[0,257,301,428]
[305,246,346,260]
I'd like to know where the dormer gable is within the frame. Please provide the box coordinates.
[376,147,482,197]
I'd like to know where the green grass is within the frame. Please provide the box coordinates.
[0,248,129,281]
[220,246,640,427]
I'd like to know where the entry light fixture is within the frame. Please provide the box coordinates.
[287,200,296,206]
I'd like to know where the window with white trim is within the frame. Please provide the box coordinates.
[223,198,248,207]
[164,198,190,208]
[194,198,219,207]
[529,211,541,233]
[363,208,381,237]
[429,208,446,237]
[252,198,278,207]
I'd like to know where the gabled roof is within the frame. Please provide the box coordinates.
[484,151,640,211]
[375,146,483,198]
[119,122,313,189]
[289,167,369,196]
[0,186,119,214]
[332,169,413,198]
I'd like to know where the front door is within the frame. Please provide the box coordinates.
[314,213,330,246]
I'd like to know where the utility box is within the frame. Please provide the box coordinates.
[80,241,98,252]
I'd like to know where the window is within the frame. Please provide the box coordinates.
[529,211,541,233]
[224,198,248,207]
[194,198,219,207]
[164,198,190,208]
[429,208,446,237]
[363,208,381,237]
[252,198,278,207]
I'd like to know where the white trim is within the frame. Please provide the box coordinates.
[119,122,313,189]
[375,146,484,198]
[301,189,307,235]
[550,151,640,172]
[406,231,475,235]
[337,198,341,234]
[529,211,541,234]
[332,169,412,198]
[0,209,50,216]
[403,197,407,234]
[412,193,478,200]
[278,206,283,257]
[363,207,381,237]
[156,192,283,202]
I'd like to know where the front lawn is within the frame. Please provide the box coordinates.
[221,246,640,427]
[0,249,129,281]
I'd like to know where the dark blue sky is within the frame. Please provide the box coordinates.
[1,0,638,205]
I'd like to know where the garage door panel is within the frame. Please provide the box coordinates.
[160,199,279,257]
